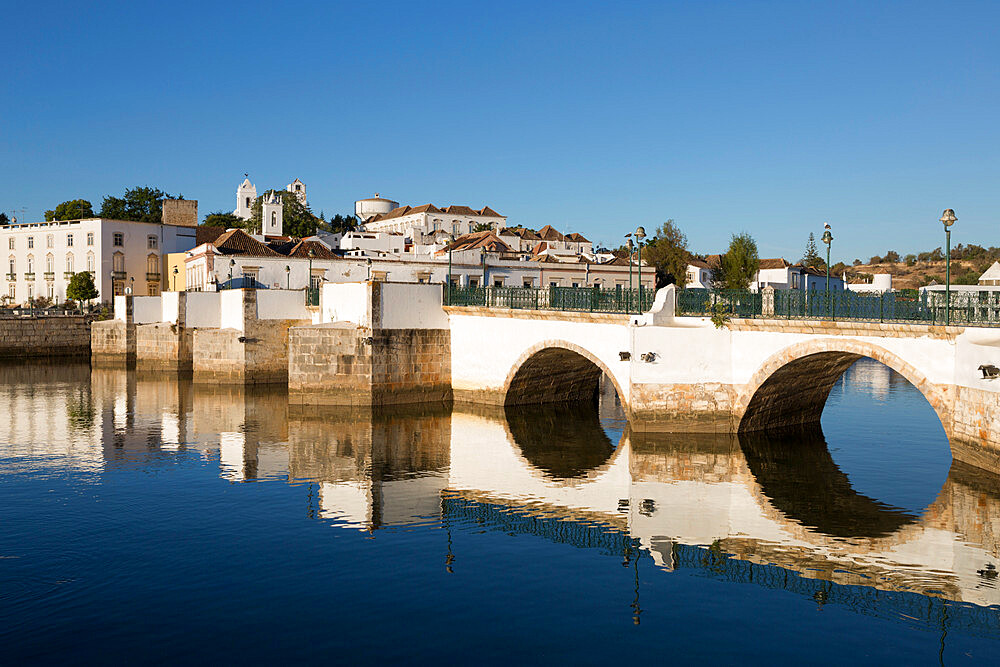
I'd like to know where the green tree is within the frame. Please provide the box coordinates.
[904,254,917,266]
[45,199,95,221]
[641,219,690,288]
[66,272,99,304]
[715,232,759,290]
[248,190,320,238]
[801,232,824,270]
[327,213,359,234]
[202,211,245,229]
[471,222,494,233]
[0,213,8,225]
[883,250,900,263]
[100,186,173,222]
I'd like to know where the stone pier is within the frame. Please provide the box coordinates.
[288,282,452,405]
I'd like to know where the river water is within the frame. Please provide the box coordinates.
[0,360,998,663]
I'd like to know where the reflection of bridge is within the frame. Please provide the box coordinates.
[10,365,998,630]
[24,366,991,618]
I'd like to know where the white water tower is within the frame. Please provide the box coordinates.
[355,193,399,222]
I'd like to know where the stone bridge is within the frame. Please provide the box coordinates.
[92,282,1000,475]
[441,286,1000,474]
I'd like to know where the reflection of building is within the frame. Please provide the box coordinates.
[8,364,1000,617]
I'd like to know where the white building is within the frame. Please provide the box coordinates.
[234,176,306,221]
[1,202,200,305]
[286,178,306,205]
[361,202,506,243]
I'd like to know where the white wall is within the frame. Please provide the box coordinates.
[132,296,162,324]
[320,282,371,326]
[219,289,246,331]
[161,291,181,324]
[185,292,221,328]
[378,283,449,329]
[257,289,310,320]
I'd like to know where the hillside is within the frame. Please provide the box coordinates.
[844,259,990,290]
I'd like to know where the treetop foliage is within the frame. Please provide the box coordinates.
[641,219,691,288]
[66,272,99,302]
[100,186,174,223]
[715,232,760,290]
[45,199,95,221]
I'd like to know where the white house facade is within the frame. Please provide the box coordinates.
[1,215,199,305]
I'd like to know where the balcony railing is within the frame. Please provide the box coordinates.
[146,272,161,282]
[64,272,75,280]
[111,271,127,281]
[306,288,320,306]
[5,273,15,281]
[24,273,35,281]
[44,272,55,281]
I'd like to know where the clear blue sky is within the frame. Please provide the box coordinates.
[2,0,998,262]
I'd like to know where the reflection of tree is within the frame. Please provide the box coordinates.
[504,403,616,478]
[67,387,95,430]
[738,427,918,538]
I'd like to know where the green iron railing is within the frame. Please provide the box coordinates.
[678,287,1000,327]
[444,285,653,314]
[306,288,320,307]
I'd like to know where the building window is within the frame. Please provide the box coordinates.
[8,284,13,300]
[27,257,33,274]
[113,233,124,247]
[46,234,54,248]
[147,283,160,296]
[244,269,259,284]
[113,252,125,272]
[113,282,125,296]
[27,236,33,249]
[270,211,277,228]
[27,284,33,300]
[147,235,157,249]
[67,233,73,247]
[66,254,74,273]
[523,279,532,288]
[7,238,13,250]
[86,253,95,273]
[46,255,54,273]
[87,232,94,246]
[550,281,559,287]
[8,258,14,275]
[46,284,54,299]
[245,197,251,208]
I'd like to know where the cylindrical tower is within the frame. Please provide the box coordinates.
[355,194,399,221]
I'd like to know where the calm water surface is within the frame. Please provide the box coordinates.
[1,360,998,664]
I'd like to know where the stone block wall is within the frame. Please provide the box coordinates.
[950,384,1000,473]
[0,316,91,359]
[193,319,309,385]
[288,324,451,406]
[629,382,737,432]
[136,322,193,372]
[371,329,451,404]
[91,319,134,366]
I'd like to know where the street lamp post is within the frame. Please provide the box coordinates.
[172,267,178,291]
[940,208,957,325]
[635,226,646,312]
[228,259,235,288]
[625,234,634,310]
[285,265,290,290]
[447,234,454,304]
[821,223,833,317]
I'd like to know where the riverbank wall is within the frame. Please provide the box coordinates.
[0,315,91,359]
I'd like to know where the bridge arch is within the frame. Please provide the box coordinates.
[737,338,953,435]
[502,340,627,408]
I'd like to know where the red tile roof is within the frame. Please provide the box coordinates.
[536,225,565,242]
[368,204,504,223]
[565,232,591,243]
[439,231,513,254]
[213,229,282,257]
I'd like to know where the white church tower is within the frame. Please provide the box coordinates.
[235,177,257,220]
[286,178,306,205]
[261,192,283,237]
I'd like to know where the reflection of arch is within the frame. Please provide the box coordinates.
[505,403,617,478]
[738,339,952,434]
[738,428,919,538]
[503,341,624,407]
